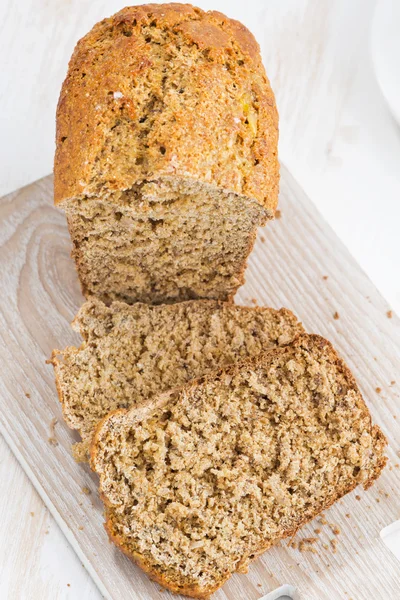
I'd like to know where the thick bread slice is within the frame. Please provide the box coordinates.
[91,334,387,599]
[54,4,279,304]
[50,298,303,460]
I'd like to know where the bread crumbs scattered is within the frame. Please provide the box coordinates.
[78,526,84,531]
[260,236,265,243]
[25,392,31,398]
[298,540,318,554]
[333,311,339,320]
[314,528,322,534]
[251,298,258,305]
[387,310,393,318]
[257,583,262,588]
[376,498,380,503]
[355,495,361,501]
[30,512,34,517]
[330,539,338,553]
[376,387,382,394]
[67,583,70,587]
[322,275,328,280]
[345,513,351,518]
[391,381,396,386]
[275,210,282,219]
[81,487,91,495]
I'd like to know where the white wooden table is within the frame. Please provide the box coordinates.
[1,1,399,598]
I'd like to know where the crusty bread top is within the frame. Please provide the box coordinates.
[54,3,279,212]
[91,334,387,598]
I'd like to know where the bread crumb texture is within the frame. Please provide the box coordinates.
[51,298,303,460]
[55,4,279,304]
[91,334,387,597]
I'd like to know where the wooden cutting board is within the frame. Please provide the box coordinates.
[0,167,399,600]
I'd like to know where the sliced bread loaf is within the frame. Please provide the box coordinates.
[50,299,303,460]
[54,4,279,304]
[91,334,387,598]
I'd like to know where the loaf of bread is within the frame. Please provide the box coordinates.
[50,298,302,460]
[91,334,387,598]
[54,4,279,304]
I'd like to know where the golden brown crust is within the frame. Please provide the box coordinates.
[54,3,279,212]
[90,334,387,598]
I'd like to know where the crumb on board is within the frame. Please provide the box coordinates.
[275,209,282,219]
[318,515,328,525]
[78,526,84,531]
[81,487,91,495]
[251,298,258,305]
[260,235,266,243]
[322,275,328,280]
[345,513,351,519]
[257,583,262,588]
[67,583,70,587]
[314,528,322,534]
[376,498,380,503]
[330,524,341,535]
[330,539,338,553]
[391,381,396,386]
[49,418,59,446]
[376,387,382,394]
[30,511,34,517]
[355,495,361,501]
[25,392,31,398]
[333,311,339,320]
[387,310,393,319]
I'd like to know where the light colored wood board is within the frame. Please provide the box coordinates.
[0,168,399,600]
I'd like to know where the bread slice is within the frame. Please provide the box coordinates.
[50,298,303,460]
[54,4,279,304]
[91,334,387,599]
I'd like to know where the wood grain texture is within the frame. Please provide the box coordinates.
[0,168,399,600]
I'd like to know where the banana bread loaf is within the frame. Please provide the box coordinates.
[50,298,302,461]
[91,334,387,598]
[54,4,279,304]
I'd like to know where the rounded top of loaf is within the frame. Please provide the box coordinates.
[54,3,279,213]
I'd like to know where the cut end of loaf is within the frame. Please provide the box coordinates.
[64,178,270,305]
[91,333,387,597]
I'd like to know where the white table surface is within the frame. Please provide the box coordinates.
[0,0,399,598]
